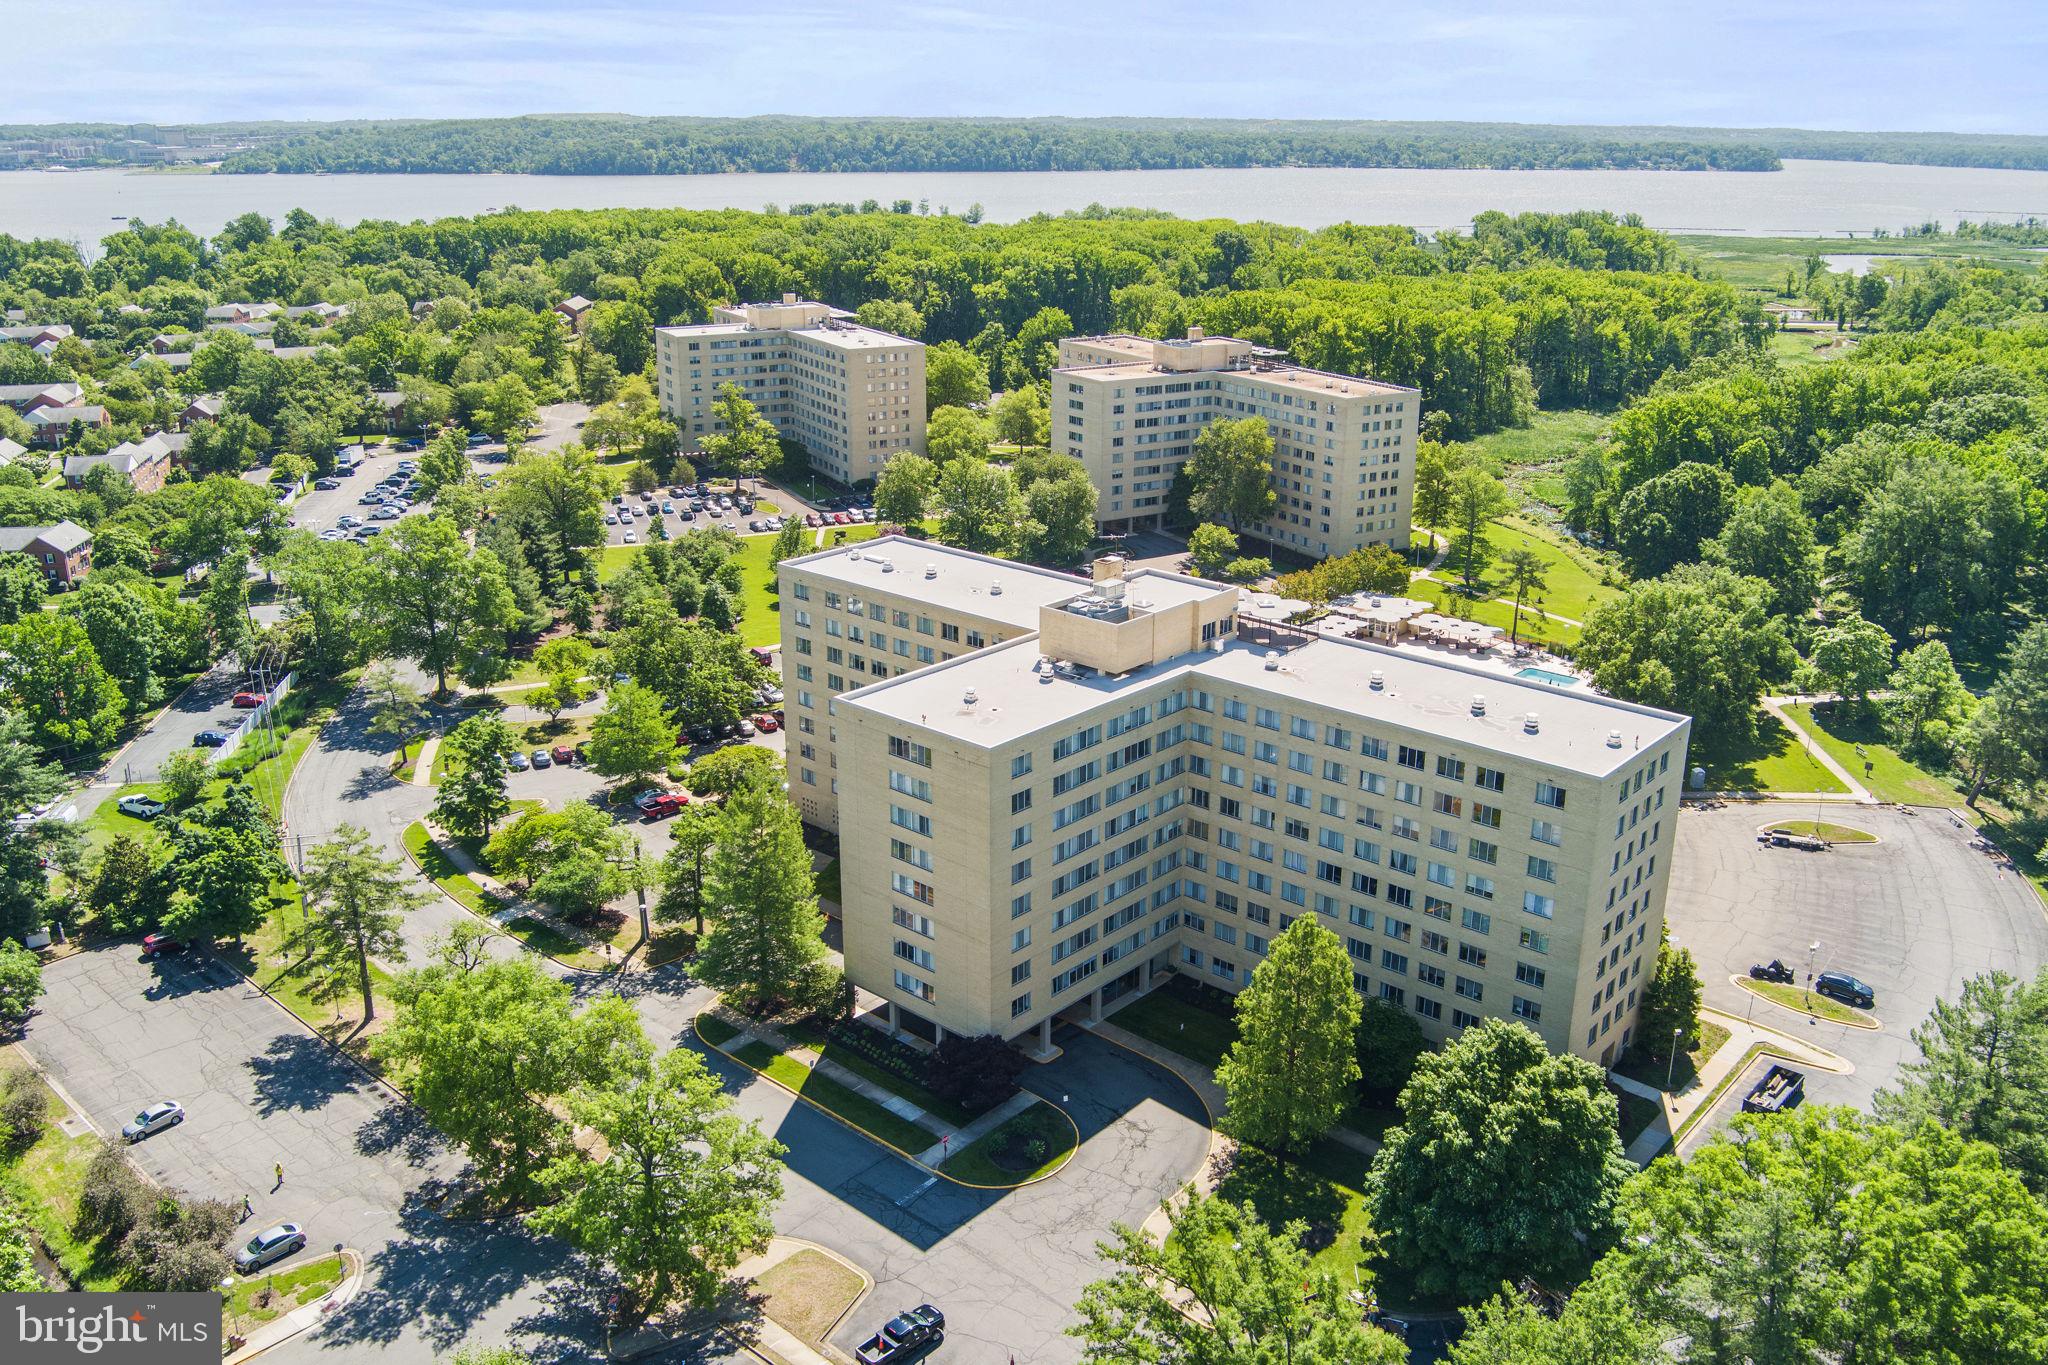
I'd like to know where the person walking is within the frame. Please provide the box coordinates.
[241,1195,253,1222]
[273,1162,284,1189]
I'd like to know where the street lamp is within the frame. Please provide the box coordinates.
[1665,1025,1683,1091]
[220,1275,239,1347]
[1805,941,1820,1011]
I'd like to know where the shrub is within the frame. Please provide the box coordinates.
[1356,997,1428,1104]
[0,1073,47,1151]
[122,1195,237,1292]
[924,1033,1025,1114]
[76,1143,151,1238]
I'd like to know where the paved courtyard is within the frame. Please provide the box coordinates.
[1664,802,2048,1117]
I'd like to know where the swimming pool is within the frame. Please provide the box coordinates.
[1515,667,1581,688]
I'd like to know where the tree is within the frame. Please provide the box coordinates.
[1367,1018,1632,1301]
[1576,565,1793,747]
[296,824,427,1024]
[1445,465,1512,590]
[1020,470,1100,567]
[874,454,939,527]
[1840,457,2026,643]
[433,715,516,842]
[184,410,268,474]
[1960,624,2048,802]
[1601,1108,2048,1365]
[0,941,43,1031]
[925,405,993,466]
[936,458,1026,556]
[158,749,210,809]
[1497,544,1549,645]
[699,384,779,491]
[1561,446,1613,540]
[1803,612,1892,715]
[694,775,832,1011]
[584,300,656,376]
[0,614,126,756]
[202,553,256,664]
[989,385,1049,453]
[377,953,645,1206]
[1876,968,2048,1195]
[854,298,923,338]
[0,553,45,625]
[367,516,519,694]
[1411,440,1457,532]
[162,784,286,948]
[924,341,990,411]
[1215,917,1360,1159]
[1184,417,1276,532]
[1448,1267,1658,1365]
[528,636,594,722]
[1187,524,1238,579]
[923,1034,1026,1113]
[1614,461,1737,580]
[1705,479,1821,621]
[494,443,613,589]
[363,662,426,765]
[587,681,674,786]
[1634,938,1704,1068]
[84,833,163,934]
[532,1048,784,1320]
[1354,997,1426,1105]
[1070,1190,1407,1365]
[478,372,538,446]
[270,533,374,678]
[681,743,780,798]
[768,516,808,568]
[609,606,763,730]
[485,803,632,918]
[1885,639,1973,759]
[1221,556,1272,585]
[655,803,718,934]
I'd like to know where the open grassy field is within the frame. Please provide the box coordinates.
[599,523,887,649]
[0,1055,131,1290]
[1612,1019,1732,1093]
[1451,409,1612,478]
[1766,329,1861,367]
[1695,713,1848,794]
[1675,233,2048,291]
[1778,703,1967,808]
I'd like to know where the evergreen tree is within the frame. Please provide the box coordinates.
[295,824,427,1023]
[1215,917,1361,1159]
[694,775,832,1010]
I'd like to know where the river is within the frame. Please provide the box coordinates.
[7,158,2048,250]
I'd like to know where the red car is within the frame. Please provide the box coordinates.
[141,933,186,958]
[749,646,774,667]
[634,791,689,821]
[753,713,780,733]
[551,744,576,765]
[231,691,264,708]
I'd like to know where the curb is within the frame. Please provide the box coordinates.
[692,1009,1078,1191]
[1728,975,1883,1031]
[223,1247,364,1365]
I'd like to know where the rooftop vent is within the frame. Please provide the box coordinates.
[879,559,895,573]
[925,564,938,579]
[1263,651,1282,671]
[963,688,978,706]
[1369,670,1384,691]
[991,582,1003,596]
[848,549,862,561]
[1606,730,1624,749]
[1523,712,1541,735]
[1471,695,1487,716]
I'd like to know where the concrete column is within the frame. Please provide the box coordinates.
[1038,1018,1052,1052]
[1142,958,1155,990]
[1085,989,1101,1023]
[933,1021,947,1046]
[883,1001,898,1031]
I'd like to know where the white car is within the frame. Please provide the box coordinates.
[337,514,362,529]
[371,505,401,520]
[623,530,637,544]
[122,1099,184,1142]
[318,528,348,541]
[117,794,166,820]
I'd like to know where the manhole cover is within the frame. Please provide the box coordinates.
[57,1116,91,1138]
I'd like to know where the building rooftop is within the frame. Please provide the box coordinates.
[780,535,1085,623]
[840,629,1685,777]
[0,520,91,554]
[657,317,910,352]
[1056,355,1416,400]
[1052,568,1226,623]
[1058,330,1416,400]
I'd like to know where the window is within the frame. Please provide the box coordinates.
[1475,766,1505,793]
[1462,908,1491,935]
[1012,960,1032,985]
[893,969,933,1002]
[1524,892,1556,920]
[889,736,932,767]
[1512,996,1542,1022]
[1360,736,1388,761]
[1415,995,1443,1021]
[1011,992,1033,1018]
[1396,744,1426,770]
[892,872,934,905]
[891,839,933,871]
[1472,803,1502,830]
[1520,927,1550,954]
[894,939,934,970]
[1012,753,1034,778]
[1435,756,1465,782]
[1011,858,1033,884]
[893,906,935,937]
[1011,789,1034,815]
[1012,823,1034,850]
[1526,856,1558,883]
[1531,819,1564,846]
[889,770,931,802]
[890,805,931,836]
[1535,781,1567,809]
[1515,962,1547,989]
[1454,976,1483,1001]
[1457,943,1488,969]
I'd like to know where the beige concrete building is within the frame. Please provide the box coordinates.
[1053,330,1418,560]
[776,537,1088,830]
[655,296,925,485]
[826,558,1690,1067]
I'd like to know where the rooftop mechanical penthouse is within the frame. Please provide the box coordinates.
[815,546,1690,1066]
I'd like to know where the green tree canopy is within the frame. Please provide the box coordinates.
[1216,917,1361,1159]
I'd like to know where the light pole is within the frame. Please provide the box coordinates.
[220,1275,239,1347]
[1665,1025,1683,1091]
[1805,940,1820,1011]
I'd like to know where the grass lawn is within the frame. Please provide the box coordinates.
[941,1100,1078,1185]
[1735,977,1875,1026]
[1450,410,1613,479]
[1765,329,1859,367]
[814,857,841,906]
[1421,514,1623,626]
[1695,713,1848,793]
[753,1249,865,1347]
[1612,1019,1732,1093]
[1779,703,1966,807]
[225,1252,347,1326]
[225,879,399,1042]
[778,1018,977,1127]
[729,1040,937,1154]
[0,1055,131,1290]
[1214,1140,1376,1288]
[401,823,507,917]
[598,524,886,649]
[1770,819,1877,844]
[1106,988,1237,1069]
[1674,232,2048,290]
[1610,1084,1661,1147]
[696,1013,740,1046]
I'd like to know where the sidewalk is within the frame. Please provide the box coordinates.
[419,817,612,955]
[1763,696,1877,803]
[1614,1006,1851,1164]
[224,1249,365,1364]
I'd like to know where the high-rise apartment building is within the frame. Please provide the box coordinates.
[821,548,1689,1067]
[1053,331,1418,560]
[655,296,926,485]
[777,538,1088,831]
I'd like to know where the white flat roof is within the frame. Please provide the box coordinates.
[841,631,1686,777]
[781,535,1086,624]
[1055,355,1416,399]
[656,321,913,352]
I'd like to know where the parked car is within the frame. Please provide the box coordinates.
[1742,1064,1805,1114]
[604,513,619,525]
[685,724,716,746]
[193,730,229,748]
[121,1100,185,1142]
[141,933,186,957]
[753,713,780,733]
[313,478,341,491]
[1749,959,1796,984]
[231,691,264,708]
[623,530,637,544]
[736,719,756,738]
[234,1223,307,1274]
[371,505,401,520]
[749,646,774,667]
[805,512,822,527]
[856,1306,945,1364]
[1815,971,1875,1008]
[635,791,689,821]
[530,749,553,770]
[337,514,363,529]
[661,500,674,513]
[116,794,166,820]
[506,751,530,772]
[551,744,576,765]
[317,528,348,541]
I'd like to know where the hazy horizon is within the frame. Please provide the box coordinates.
[5,0,2043,135]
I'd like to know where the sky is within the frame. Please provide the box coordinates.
[4,0,2045,134]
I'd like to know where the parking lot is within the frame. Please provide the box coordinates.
[1664,802,2048,1115]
